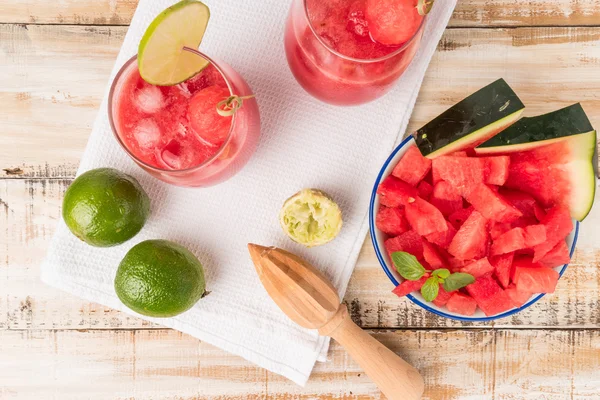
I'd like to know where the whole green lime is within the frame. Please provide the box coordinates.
[114,240,206,318]
[62,168,150,247]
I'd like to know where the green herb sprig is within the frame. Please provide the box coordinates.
[391,251,475,302]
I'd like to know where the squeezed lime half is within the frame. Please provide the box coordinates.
[279,189,343,247]
[138,0,211,85]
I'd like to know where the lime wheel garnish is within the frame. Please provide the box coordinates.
[138,0,211,86]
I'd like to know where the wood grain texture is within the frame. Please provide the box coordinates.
[1,329,598,399]
[2,0,600,27]
[2,25,600,178]
[2,178,599,330]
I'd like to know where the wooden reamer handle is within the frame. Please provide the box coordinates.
[319,306,424,400]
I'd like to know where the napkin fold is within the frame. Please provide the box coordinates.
[41,0,456,385]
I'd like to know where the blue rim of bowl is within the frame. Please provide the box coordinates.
[368,136,580,322]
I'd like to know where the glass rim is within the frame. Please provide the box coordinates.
[107,50,239,175]
[301,0,427,64]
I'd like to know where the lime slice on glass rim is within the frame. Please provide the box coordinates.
[279,189,343,248]
[138,0,211,86]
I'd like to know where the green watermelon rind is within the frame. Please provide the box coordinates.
[414,78,525,159]
[565,130,596,221]
[475,103,594,154]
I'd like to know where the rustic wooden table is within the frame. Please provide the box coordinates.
[2,1,600,399]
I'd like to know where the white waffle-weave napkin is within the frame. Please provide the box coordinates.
[42,0,456,385]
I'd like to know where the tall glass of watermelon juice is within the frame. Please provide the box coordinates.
[284,0,426,106]
[109,52,260,187]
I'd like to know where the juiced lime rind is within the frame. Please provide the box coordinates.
[62,168,150,247]
[279,189,343,247]
[138,0,211,86]
[115,239,206,318]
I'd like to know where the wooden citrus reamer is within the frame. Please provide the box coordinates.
[248,244,424,400]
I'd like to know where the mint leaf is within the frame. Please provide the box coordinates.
[443,273,475,292]
[391,252,426,281]
[432,268,450,280]
[421,277,439,302]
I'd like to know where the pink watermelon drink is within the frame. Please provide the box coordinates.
[284,0,427,105]
[109,53,260,187]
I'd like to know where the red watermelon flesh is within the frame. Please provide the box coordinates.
[422,241,445,269]
[431,156,486,197]
[482,156,510,185]
[467,183,522,223]
[523,224,547,247]
[376,206,410,236]
[446,293,477,316]
[538,240,571,268]
[448,210,488,260]
[490,227,526,256]
[431,181,463,217]
[385,230,424,259]
[450,151,469,157]
[392,146,432,186]
[505,285,533,308]
[533,206,573,262]
[405,197,448,236]
[417,181,433,200]
[392,275,430,297]
[500,189,538,218]
[490,253,514,289]
[490,222,512,240]
[377,176,418,208]
[448,207,474,230]
[511,216,539,229]
[466,275,513,316]
[514,266,559,294]
[425,221,457,249]
[534,203,547,222]
[446,254,467,272]
[433,285,454,307]
[462,258,494,278]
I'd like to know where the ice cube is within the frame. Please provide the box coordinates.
[176,82,192,98]
[159,140,194,170]
[135,85,165,114]
[132,119,161,149]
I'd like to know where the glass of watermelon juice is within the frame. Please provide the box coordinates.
[108,51,260,187]
[284,0,426,106]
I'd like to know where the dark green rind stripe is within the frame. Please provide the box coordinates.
[477,103,594,149]
[414,78,524,157]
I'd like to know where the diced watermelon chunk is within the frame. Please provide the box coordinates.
[448,207,474,230]
[422,241,445,269]
[448,210,488,260]
[510,256,545,282]
[461,258,494,278]
[450,151,468,157]
[431,156,486,196]
[432,285,454,307]
[513,266,559,294]
[446,255,467,272]
[384,230,424,260]
[490,227,526,256]
[534,203,546,222]
[446,293,478,316]
[490,252,514,289]
[392,275,430,297]
[505,285,533,308]
[533,206,573,262]
[424,221,457,249]
[466,183,522,223]
[500,189,538,218]
[482,156,510,185]
[490,222,512,240]
[377,176,418,208]
[466,275,513,316]
[417,180,433,200]
[404,197,447,236]
[523,224,547,247]
[430,181,463,217]
[538,240,571,268]
[376,206,410,236]
[392,146,432,186]
[511,216,539,229]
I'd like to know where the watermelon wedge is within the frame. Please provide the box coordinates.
[476,104,596,221]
